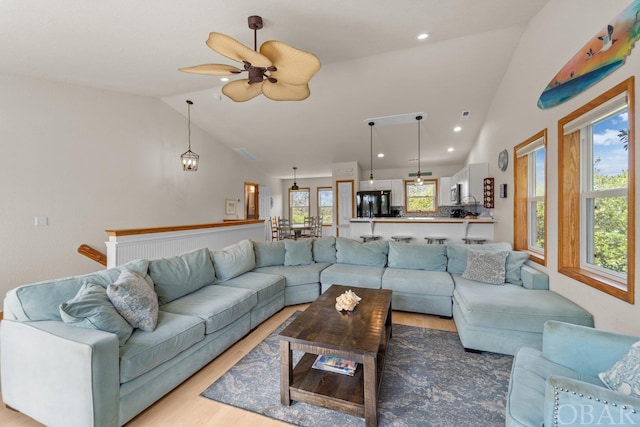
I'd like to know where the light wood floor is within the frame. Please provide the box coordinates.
[0,305,456,427]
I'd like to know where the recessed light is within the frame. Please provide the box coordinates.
[448,147,455,152]
[417,33,429,40]
[453,126,462,132]
[377,153,385,158]
[221,77,229,82]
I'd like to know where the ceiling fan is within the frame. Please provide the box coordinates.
[179,15,321,102]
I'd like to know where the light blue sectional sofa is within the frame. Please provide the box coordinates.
[1,237,593,427]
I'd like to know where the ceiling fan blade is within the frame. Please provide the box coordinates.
[206,32,272,68]
[260,41,321,85]
[222,79,264,102]
[178,64,242,76]
[262,81,311,101]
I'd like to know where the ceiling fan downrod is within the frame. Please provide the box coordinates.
[244,15,278,85]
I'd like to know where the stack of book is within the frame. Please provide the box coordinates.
[312,355,358,376]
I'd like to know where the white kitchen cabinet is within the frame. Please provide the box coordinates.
[438,177,452,206]
[391,179,404,206]
[455,163,488,202]
[374,179,392,190]
[359,180,373,191]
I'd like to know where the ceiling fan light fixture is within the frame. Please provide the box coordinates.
[291,166,299,190]
[180,100,199,172]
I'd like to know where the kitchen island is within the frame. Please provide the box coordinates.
[349,217,495,244]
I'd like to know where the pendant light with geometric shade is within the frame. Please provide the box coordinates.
[180,100,199,171]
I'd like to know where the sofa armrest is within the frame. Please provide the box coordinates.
[542,320,639,377]
[1,320,120,427]
[544,376,640,426]
[521,264,549,289]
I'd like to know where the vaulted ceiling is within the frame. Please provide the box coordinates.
[1,0,549,178]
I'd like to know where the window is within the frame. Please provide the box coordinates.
[404,179,438,214]
[317,187,333,225]
[558,77,635,303]
[289,188,310,224]
[514,130,547,265]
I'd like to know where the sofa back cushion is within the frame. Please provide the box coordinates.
[149,248,216,305]
[388,241,447,271]
[4,259,151,322]
[253,240,285,267]
[336,237,388,267]
[313,237,337,263]
[284,239,314,266]
[211,239,256,282]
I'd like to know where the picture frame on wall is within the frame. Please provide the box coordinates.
[225,199,237,215]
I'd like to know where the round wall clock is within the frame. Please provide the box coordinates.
[498,149,509,172]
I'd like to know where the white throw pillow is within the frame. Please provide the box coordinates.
[107,269,159,332]
[599,340,640,398]
[461,248,508,285]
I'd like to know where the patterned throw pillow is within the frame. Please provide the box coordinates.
[461,248,509,285]
[59,281,133,346]
[599,340,640,398]
[107,269,159,332]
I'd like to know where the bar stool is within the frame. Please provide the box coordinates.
[462,237,487,244]
[424,237,447,245]
[391,235,413,243]
[360,235,381,243]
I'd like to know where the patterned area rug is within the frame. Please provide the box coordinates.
[201,312,513,426]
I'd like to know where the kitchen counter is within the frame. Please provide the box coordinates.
[348,217,495,243]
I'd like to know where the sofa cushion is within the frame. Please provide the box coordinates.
[507,346,602,427]
[453,275,594,333]
[211,239,256,281]
[59,282,133,346]
[446,243,512,275]
[313,237,337,263]
[284,239,314,266]
[387,241,447,271]
[335,237,388,267]
[218,271,285,303]
[149,248,216,305]
[320,263,385,290]
[160,284,257,334]
[252,240,285,267]
[6,259,150,322]
[382,268,454,296]
[107,269,159,332]
[253,263,331,287]
[461,249,509,285]
[118,311,205,383]
[599,340,640,397]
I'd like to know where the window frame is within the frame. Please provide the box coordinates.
[288,187,310,225]
[558,77,635,304]
[317,186,334,225]
[514,129,547,265]
[404,179,438,214]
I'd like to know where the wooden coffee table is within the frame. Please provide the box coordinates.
[279,284,392,426]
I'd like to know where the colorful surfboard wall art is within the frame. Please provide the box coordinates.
[538,0,640,109]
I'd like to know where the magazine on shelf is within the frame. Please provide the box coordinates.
[312,355,358,376]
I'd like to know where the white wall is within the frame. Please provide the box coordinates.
[0,74,270,300]
[469,0,640,334]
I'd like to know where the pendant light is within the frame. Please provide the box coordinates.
[291,166,299,190]
[180,100,199,171]
[414,115,423,185]
[368,121,375,185]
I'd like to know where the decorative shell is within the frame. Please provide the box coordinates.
[335,289,362,312]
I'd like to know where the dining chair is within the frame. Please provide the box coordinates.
[277,217,293,240]
[301,216,316,238]
[315,215,323,237]
[270,217,279,241]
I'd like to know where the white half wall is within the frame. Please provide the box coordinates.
[468,0,640,334]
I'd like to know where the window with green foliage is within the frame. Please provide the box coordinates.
[289,188,309,224]
[317,187,333,225]
[514,129,547,265]
[558,77,635,304]
[404,179,437,213]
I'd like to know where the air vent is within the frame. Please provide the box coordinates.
[460,111,471,121]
